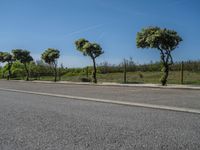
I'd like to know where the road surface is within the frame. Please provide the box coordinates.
[0,80,200,110]
[0,80,200,149]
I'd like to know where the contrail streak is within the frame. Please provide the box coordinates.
[66,24,105,37]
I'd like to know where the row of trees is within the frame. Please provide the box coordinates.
[0,50,33,80]
[0,49,60,81]
[0,60,67,80]
[0,26,182,86]
[0,39,103,83]
[1,58,198,81]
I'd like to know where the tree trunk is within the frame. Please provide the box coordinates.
[180,61,184,84]
[159,50,171,86]
[24,63,29,81]
[92,58,97,83]
[7,63,12,80]
[160,64,169,86]
[54,67,57,82]
[8,69,11,80]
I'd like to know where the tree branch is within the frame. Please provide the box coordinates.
[168,52,173,65]
[159,48,166,65]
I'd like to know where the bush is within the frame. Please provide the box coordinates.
[138,72,143,79]
[80,77,91,82]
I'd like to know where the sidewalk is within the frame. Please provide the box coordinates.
[29,80,200,90]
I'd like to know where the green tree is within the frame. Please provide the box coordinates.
[1,52,15,80]
[41,48,60,82]
[11,61,26,79]
[0,52,3,62]
[136,27,182,85]
[0,52,4,78]
[75,38,104,83]
[12,49,33,81]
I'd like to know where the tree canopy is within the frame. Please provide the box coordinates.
[0,52,4,62]
[75,38,104,59]
[1,52,14,63]
[136,27,182,52]
[41,48,60,65]
[12,49,33,63]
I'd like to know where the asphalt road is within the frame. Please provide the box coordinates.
[0,90,200,150]
[0,80,200,109]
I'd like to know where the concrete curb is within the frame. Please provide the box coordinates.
[2,79,200,90]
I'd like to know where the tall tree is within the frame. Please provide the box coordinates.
[0,52,5,78]
[75,38,103,83]
[1,52,15,80]
[12,49,33,81]
[136,27,182,86]
[41,48,60,82]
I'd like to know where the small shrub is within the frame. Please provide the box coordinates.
[138,72,143,79]
[80,77,91,82]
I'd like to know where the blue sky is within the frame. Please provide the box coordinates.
[0,0,199,67]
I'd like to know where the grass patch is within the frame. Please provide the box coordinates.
[10,71,200,85]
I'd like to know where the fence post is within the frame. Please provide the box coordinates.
[86,66,89,78]
[180,61,184,84]
[124,59,127,83]
[58,69,61,81]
